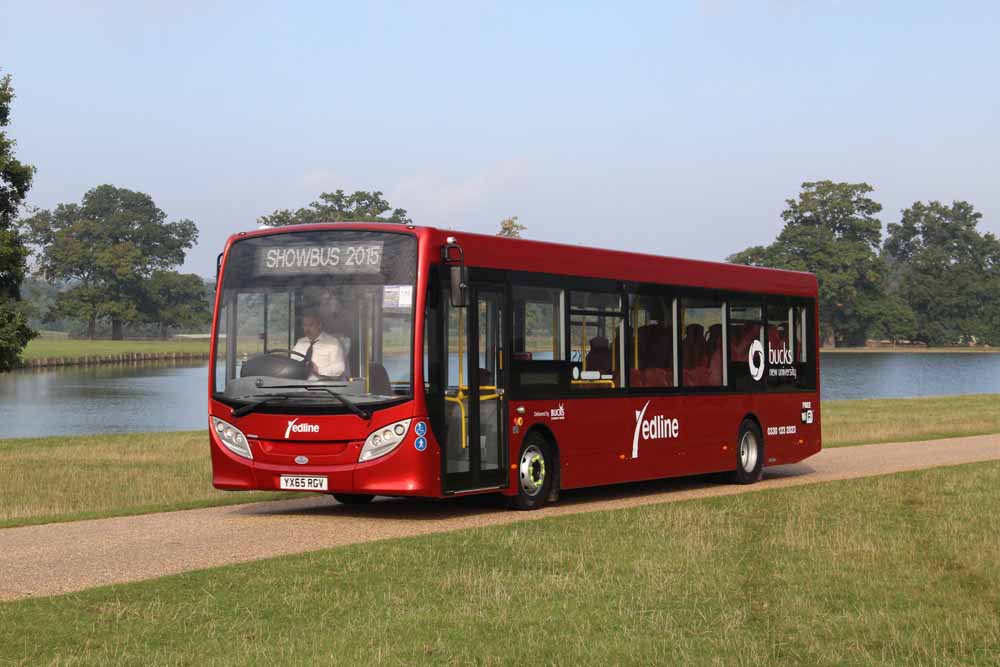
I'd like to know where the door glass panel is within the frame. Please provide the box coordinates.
[444,297,469,474]
[478,292,502,472]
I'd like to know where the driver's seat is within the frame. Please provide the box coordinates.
[367,364,393,395]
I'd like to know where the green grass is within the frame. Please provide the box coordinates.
[2,462,998,665]
[0,432,291,529]
[21,338,210,360]
[2,394,999,529]
[823,393,1000,447]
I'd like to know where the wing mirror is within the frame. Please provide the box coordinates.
[442,237,468,307]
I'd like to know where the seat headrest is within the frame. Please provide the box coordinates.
[589,336,610,349]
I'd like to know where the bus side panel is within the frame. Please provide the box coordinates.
[511,395,735,490]
[755,391,821,465]
[508,391,821,491]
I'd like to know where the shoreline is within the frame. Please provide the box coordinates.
[14,351,210,369]
[10,343,996,372]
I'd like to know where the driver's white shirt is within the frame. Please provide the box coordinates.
[292,332,345,379]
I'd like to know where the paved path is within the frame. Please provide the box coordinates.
[2,435,998,601]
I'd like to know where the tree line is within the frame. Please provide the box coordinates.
[729,181,1000,347]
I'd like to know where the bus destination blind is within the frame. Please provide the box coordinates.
[255,242,383,275]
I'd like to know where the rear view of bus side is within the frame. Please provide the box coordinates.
[209,224,820,510]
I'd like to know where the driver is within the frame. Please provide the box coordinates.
[292,309,346,380]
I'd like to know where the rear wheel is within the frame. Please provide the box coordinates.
[508,432,554,510]
[734,419,764,484]
[333,493,375,505]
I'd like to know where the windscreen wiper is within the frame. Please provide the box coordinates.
[230,394,292,418]
[253,381,372,420]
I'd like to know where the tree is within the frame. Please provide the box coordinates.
[884,201,1000,345]
[24,185,198,339]
[141,271,211,339]
[0,69,37,370]
[867,294,918,344]
[497,216,526,238]
[728,181,886,346]
[258,189,411,227]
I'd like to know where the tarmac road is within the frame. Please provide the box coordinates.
[1,434,998,601]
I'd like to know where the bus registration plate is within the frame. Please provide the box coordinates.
[279,475,328,491]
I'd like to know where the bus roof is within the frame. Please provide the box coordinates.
[228,223,817,298]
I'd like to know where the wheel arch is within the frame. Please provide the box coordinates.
[739,412,763,442]
[523,423,560,501]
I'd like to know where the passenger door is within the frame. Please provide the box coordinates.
[441,284,508,493]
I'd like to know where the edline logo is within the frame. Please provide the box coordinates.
[631,400,680,459]
[285,418,320,438]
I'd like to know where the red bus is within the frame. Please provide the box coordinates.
[209,224,820,509]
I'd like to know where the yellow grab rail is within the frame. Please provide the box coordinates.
[445,384,502,449]
[571,379,616,388]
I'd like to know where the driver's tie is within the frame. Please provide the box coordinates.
[303,339,315,373]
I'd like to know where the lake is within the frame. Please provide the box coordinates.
[2,352,999,438]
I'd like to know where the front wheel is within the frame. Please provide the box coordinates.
[333,493,375,505]
[508,433,554,510]
[734,419,764,484]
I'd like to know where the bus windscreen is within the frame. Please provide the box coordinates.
[212,230,417,414]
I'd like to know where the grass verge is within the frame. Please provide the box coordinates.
[823,393,1000,447]
[1,462,998,665]
[2,394,999,529]
[0,432,291,529]
[21,338,209,360]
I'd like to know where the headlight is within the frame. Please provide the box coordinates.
[359,419,411,463]
[212,417,253,460]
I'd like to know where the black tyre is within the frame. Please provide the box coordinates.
[734,418,764,484]
[333,493,375,505]
[508,432,555,510]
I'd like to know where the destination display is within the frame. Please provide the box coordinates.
[255,242,383,275]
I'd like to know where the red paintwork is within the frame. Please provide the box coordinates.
[208,223,821,498]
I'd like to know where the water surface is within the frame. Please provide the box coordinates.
[1,362,207,439]
[2,352,999,438]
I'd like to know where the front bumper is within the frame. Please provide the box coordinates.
[209,426,442,497]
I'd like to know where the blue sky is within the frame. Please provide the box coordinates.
[3,1,998,275]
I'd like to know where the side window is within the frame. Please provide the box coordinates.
[569,291,624,390]
[793,302,816,390]
[512,286,564,362]
[794,304,809,364]
[764,301,816,391]
[680,298,726,388]
[629,295,675,388]
[766,303,796,389]
[728,300,764,391]
[510,286,566,390]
